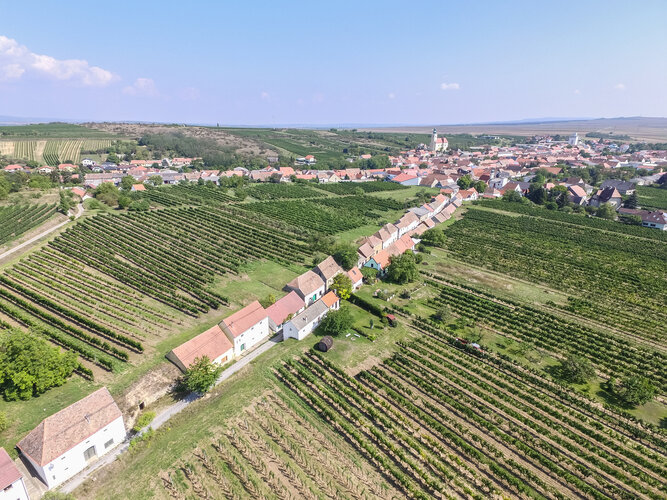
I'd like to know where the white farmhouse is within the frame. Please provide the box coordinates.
[220,301,269,356]
[0,448,29,500]
[283,299,329,341]
[17,387,125,490]
[285,270,326,306]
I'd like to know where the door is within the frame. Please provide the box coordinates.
[83,445,97,461]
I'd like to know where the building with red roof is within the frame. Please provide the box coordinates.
[266,291,306,333]
[220,301,269,355]
[167,324,234,372]
[0,447,28,500]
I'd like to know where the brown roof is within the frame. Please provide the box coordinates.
[287,270,325,296]
[0,448,21,490]
[321,291,340,308]
[395,212,419,229]
[17,388,122,466]
[315,256,344,281]
[170,324,233,369]
[357,242,374,259]
[221,301,267,338]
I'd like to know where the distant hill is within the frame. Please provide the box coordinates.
[360,117,667,142]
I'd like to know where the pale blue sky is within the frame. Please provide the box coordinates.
[0,0,665,125]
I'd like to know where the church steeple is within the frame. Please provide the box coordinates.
[430,128,438,151]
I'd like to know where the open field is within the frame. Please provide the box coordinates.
[360,117,667,142]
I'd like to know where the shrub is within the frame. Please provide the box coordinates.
[132,411,156,433]
[179,356,222,394]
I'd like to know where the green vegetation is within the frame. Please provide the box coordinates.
[132,411,156,433]
[386,251,419,284]
[315,305,353,337]
[0,329,78,400]
[179,356,223,394]
[0,123,113,138]
[330,273,352,300]
[556,354,596,384]
[637,185,667,210]
[0,203,57,246]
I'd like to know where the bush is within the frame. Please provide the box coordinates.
[386,251,419,284]
[607,376,656,408]
[348,293,385,317]
[316,306,353,336]
[557,355,595,384]
[179,356,222,394]
[132,411,156,433]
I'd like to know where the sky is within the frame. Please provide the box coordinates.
[0,0,666,126]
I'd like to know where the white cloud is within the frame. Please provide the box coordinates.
[260,91,270,101]
[388,92,396,99]
[574,89,581,95]
[614,83,626,90]
[123,78,158,97]
[440,82,460,91]
[0,35,116,86]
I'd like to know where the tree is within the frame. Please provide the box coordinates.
[94,182,120,207]
[434,305,451,323]
[118,195,132,209]
[120,175,135,191]
[332,244,358,270]
[386,251,419,284]
[473,180,487,194]
[147,175,163,186]
[457,175,473,190]
[0,329,78,401]
[361,267,378,284]
[330,274,352,300]
[502,190,524,203]
[623,192,638,209]
[316,306,353,336]
[420,228,446,247]
[557,355,595,384]
[180,356,222,394]
[596,203,617,220]
[307,233,335,254]
[106,152,120,164]
[608,376,656,408]
[58,190,72,214]
[527,185,547,205]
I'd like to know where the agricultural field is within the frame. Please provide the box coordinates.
[138,184,240,207]
[313,180,408,195]
[0,122,115,138]
[637,185,667,210]
[246,183,326,200]
[241,195,405,235]
[0,203,57,247]
[445,204,667,344]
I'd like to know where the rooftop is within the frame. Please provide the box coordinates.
[221,301,267,338]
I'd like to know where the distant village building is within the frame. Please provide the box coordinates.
[429,128,449,153]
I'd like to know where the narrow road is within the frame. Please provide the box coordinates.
[0,203,82,262]
[59,334,282,494]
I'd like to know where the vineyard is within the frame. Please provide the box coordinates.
[242,195,405,234]
[313,181,408,195]
[445,206,667,344]
[636,185,667,211]
[159,341,667,499]
[3,138,111,165]
[137,184,239,207]
[246,183,326,200]
[0,203,57,246]
[0,206,309,375]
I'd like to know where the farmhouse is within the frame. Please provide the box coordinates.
[568,185,588,205]
[17,387,125,490]
[220,301,269,356]
[321,290,340,310]
[282,299,329,341]
[285,270,326,305]
[0,448,29,500]
[375,223,399,248]
[167,324,234,372]
[395,212,420,236]
[314,256,344,289]
[266,291,306,333]
[391,173,420,186]
[364,249,391,275]
[589,187,622,208]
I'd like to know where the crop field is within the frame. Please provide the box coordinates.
[138,184,240,207]
[314,181,408,195]
[82,139,112,151]
[242,195,405,234]
[0,123,114,138]
[0,206,309,377]
[246,183,326,200]
[637,185,667,210]
[0,203,57,246]
[0,141,14,156]
[445,205,667,344]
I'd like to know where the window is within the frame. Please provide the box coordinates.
[104,438,114,449]
[240,343,245,351]
[83,445,97,461]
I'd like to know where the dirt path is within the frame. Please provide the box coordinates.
[0,203,82,263]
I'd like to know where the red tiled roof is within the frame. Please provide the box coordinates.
[392,173,418,183]
[132,184,146,191]
[265,291,305,325]
[170,324,233,369]
[0,447,21,490]
[17,388,122,466]
[221,301,267,338]
[287,270,325,296]
[321,291,339,308]
[348,266,363,283]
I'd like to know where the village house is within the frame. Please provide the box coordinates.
[314,256,344,289]
[167,324,234,372]
[600,179,636,195]
[282,298,329,341]
[375,223,399,249]
[364,249,391,275]
[266,291,306,333]
[589,187,623,208]
[395,212,420,237]
[640,210,667,230]
[568,185,588,205]
[391,173,420,186]
[321,290,340,310]
[458,188,479,201]
[0,448,29,500]
[356,242,375,268]
[347,266,363,291]
[285,270,326,306]
[220,301,269,356]
[17,388,125,490]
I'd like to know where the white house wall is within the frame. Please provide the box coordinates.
[232,318,269,356]
[0,478,29,500]
[33,416,126,489]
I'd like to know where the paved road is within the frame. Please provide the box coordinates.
[59,334,281,494]
[0,203,82,262]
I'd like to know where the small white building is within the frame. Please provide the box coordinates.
[17,388,125,490]
[347,267,364,291]
[220,301,269,355]
[0,447,29,500]
[283,299,329,341]
[568,133,579,146]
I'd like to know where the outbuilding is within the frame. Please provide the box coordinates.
[316,336,334,352]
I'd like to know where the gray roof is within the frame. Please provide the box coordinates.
[288,300,328,330]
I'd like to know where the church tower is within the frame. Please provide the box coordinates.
[430,128,438,151]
